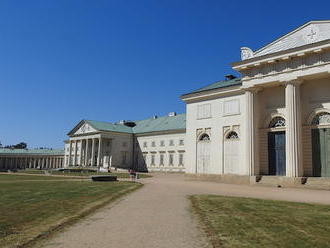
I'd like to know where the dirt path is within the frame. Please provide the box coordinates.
[43,174,330,248]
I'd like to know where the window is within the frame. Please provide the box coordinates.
[151,154,155,165]
[199,133,210,141]
[143,142,147,148]
[179,153,184,166]
[197,104,211,119]
[223,99,240,116]
[121,151,127,165]
[179,139,184,146]
[169,140,174,146]
[269,117,286,128]
[160,140,165,147]
[151,141,156,147]
[160,154,164,166]
[311,112,330,125]
[226,131,239,140]
[169,154,174,166]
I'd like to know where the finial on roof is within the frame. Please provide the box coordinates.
[241,47,254,60]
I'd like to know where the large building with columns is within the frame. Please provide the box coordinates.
[182,20,330,181]
[64,113,186,172]
[0,148,64,171]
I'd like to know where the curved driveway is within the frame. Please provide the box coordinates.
[44,174,330,248]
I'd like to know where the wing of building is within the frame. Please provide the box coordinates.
[182,20,330,182]
[65,113,186,172]
[0,148,64,171]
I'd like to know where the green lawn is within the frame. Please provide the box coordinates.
[0,174,142,248]
[20,169,152,179]
[190,195,330,248]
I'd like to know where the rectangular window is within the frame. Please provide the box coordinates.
[151,141,156,147]
[169,154,174,166]
[169,140,174,146]
[121,151,127,165]
[143,142,147,148]
[160,154,164,166]
[179,153,184,166]
[160,140,165,147]
[223,99,240,116]
[179,139,184,146]
[197,103,211,119]
[151,155,155,165]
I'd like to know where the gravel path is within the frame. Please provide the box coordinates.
[43,174,330,248]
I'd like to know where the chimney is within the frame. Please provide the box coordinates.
[225,74,236,80]
[168,112,177,117]
[153,115,158,119]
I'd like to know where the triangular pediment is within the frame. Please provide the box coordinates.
[68,120,98,136]
[75,122,97,135]
[242,21,330,60]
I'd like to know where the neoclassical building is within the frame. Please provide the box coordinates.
[182,20,330,181]
[0,148,64,171]
[65,20,330,180]
[64,113,186,172]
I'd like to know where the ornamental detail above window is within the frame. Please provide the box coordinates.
[269,117,286,128]
[226,131,239,140]
[311,112,330,125]
[199,134,210,141]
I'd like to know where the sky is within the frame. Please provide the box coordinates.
[1,0,330,149]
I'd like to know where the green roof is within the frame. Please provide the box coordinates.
[71,113,186,136]
[86,120,133,134]
[133,113,186,134]
[182,77,241,96]
[0,148,64,155]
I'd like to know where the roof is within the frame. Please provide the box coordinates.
[69,113,186,136]
[86,120,134,134]
[0,148,64,155]
[133,113,186,134]
[182,77,242,96]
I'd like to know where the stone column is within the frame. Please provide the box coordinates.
[244,88,259,176]
[85,139,89,167]
[97,137,102,168]
[68,140,72,166]
[285,81,303,177]
[73,140,78,166]
[91,138,96,166]
[78,140,83,166]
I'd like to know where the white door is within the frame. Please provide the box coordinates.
[224,132,240,174]
[197,135,211,174]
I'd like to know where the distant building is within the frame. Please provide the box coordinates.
[65,113,186,172]
[0,148,64,171]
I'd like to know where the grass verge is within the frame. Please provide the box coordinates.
[190,195,330,248]
[0,174,142,248]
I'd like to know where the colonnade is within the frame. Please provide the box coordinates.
[0,156,64,170]
[67,137,103,167]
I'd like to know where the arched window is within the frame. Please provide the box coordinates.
[199,134,210,141]
[269,116,286,128]
[226,131,239,140]
[311,112,330,126]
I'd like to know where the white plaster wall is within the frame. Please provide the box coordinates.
[185,93,246,175]
[136,132,186,172]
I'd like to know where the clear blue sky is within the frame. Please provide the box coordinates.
[1,0,329,148]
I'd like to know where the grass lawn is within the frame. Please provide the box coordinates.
[0,174,142,248]
[190,195,330,248]
[20,169,152,179]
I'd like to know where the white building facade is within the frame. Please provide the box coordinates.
[182,21,330,180]
[65,113,186,172]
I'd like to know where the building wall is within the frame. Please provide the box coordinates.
[135,132,186,172]
[185,92,246,175]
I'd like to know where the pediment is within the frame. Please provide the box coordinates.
[74,122,97,135]
[241,21,330,60]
